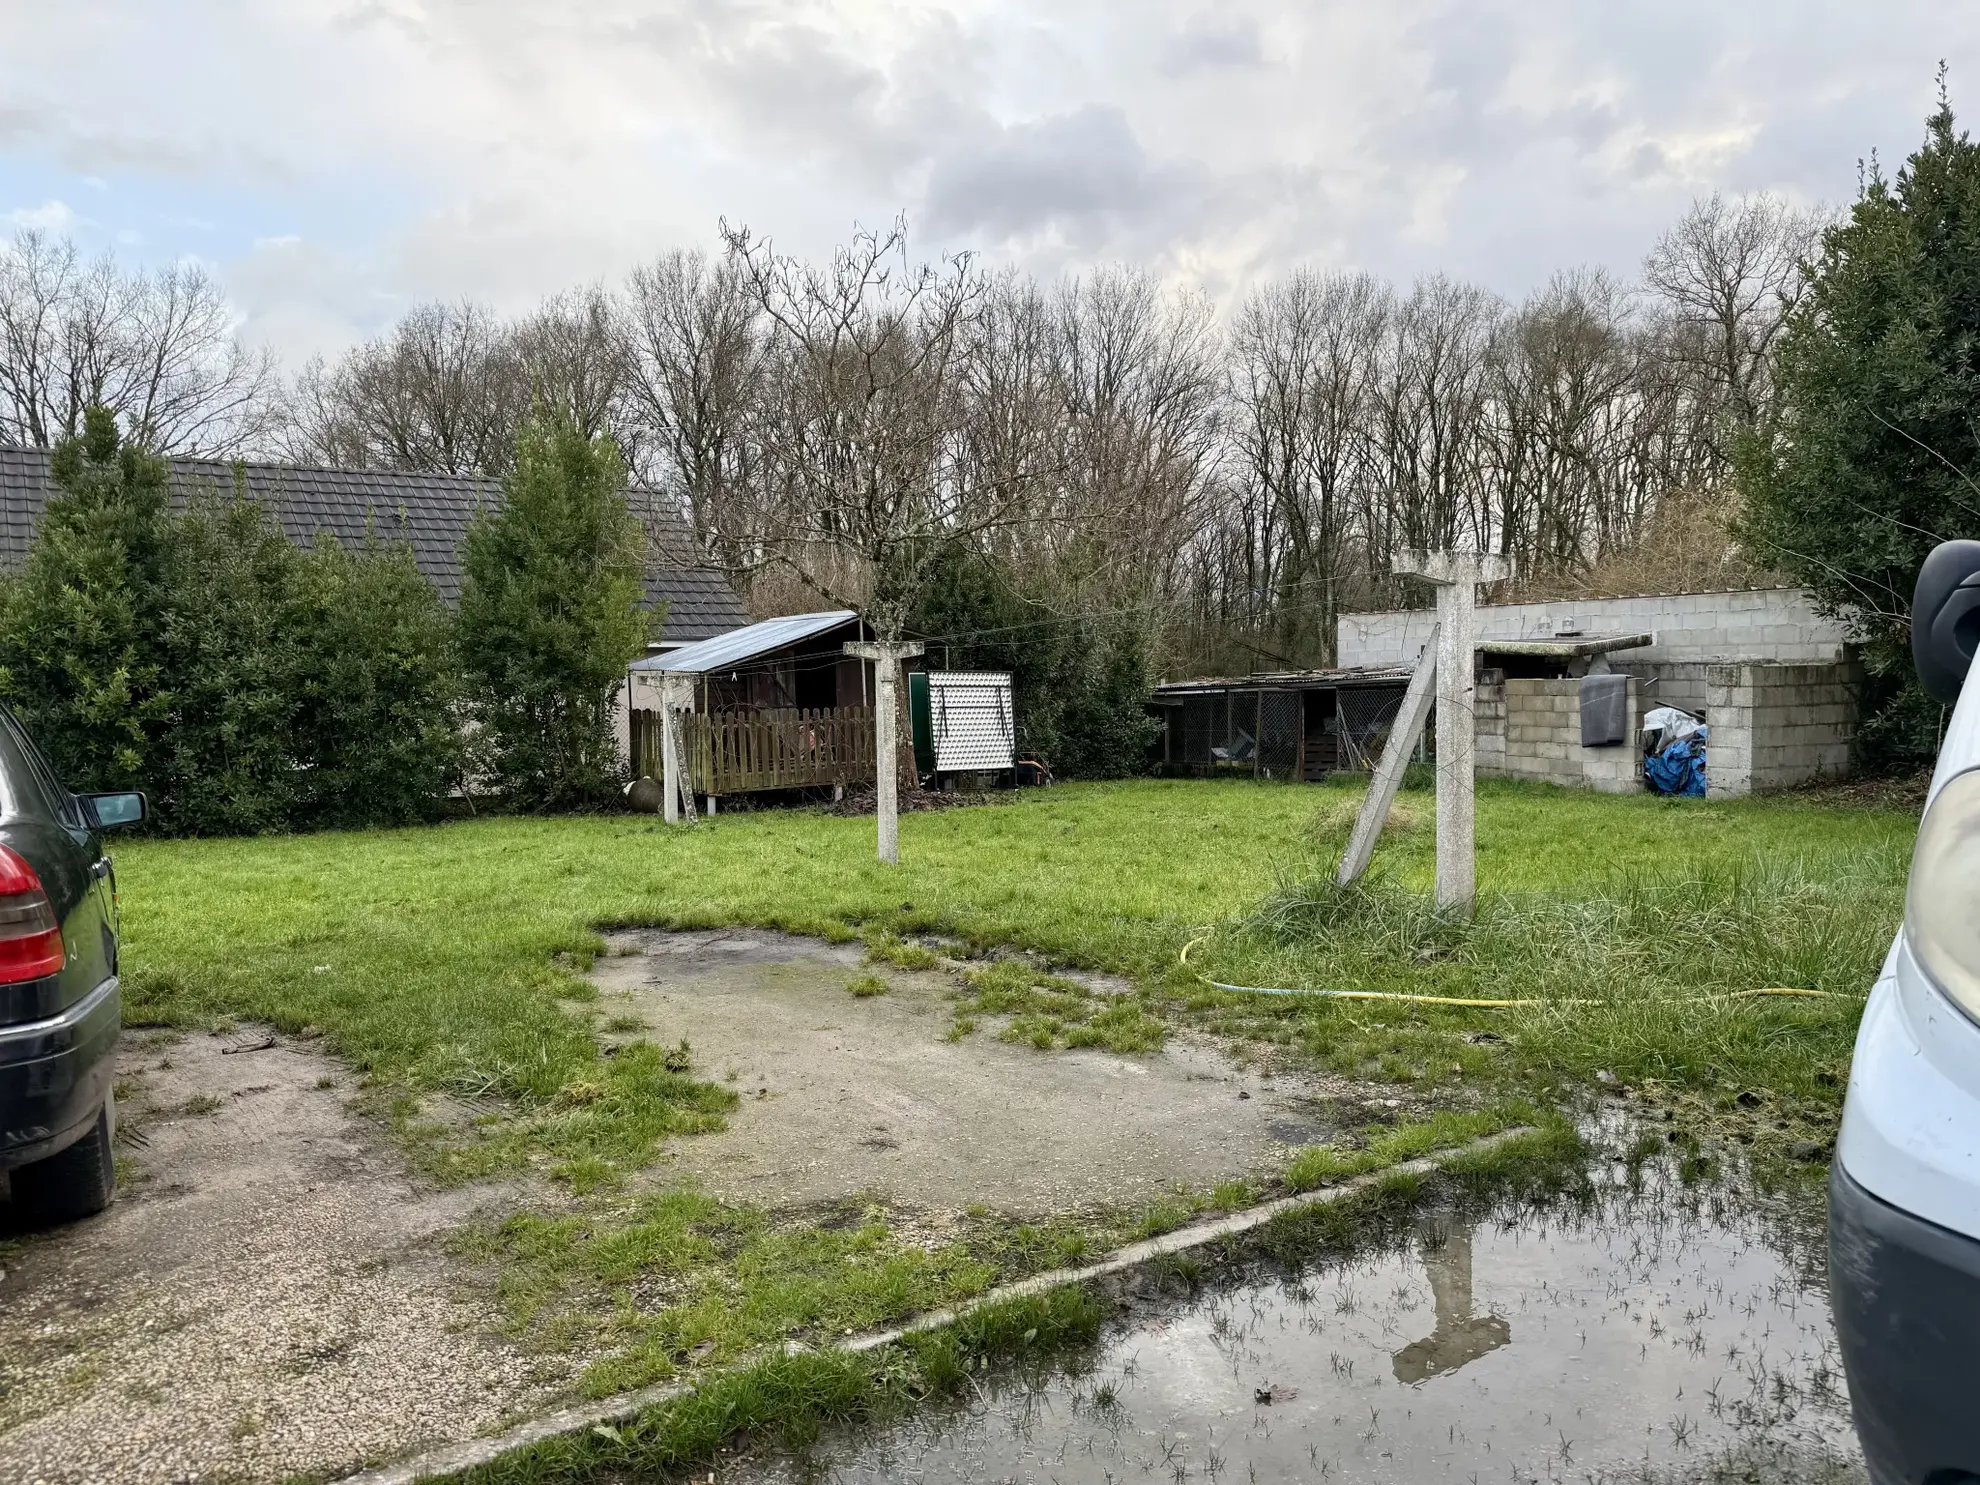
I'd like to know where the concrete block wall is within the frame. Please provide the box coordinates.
[1610,661,1713,717]
[1477,677,1643,794]
[1476,672,1507,775]
[1705,662,1858,797]
[1339,588,1849,669]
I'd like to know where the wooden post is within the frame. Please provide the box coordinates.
[844,639,926,865]
[1391,551,1509,917]
[1338,626,1439,887]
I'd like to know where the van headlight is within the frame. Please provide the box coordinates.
[1908,767,1980,1021]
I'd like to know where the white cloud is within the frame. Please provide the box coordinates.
[6,199,78,232]
[1,0,1972,360]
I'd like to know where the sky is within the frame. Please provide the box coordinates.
[2,1,1974,367]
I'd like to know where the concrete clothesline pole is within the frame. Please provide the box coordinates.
[658,674,696,825]
[844,639,926,865]
[1338,624,1440,888]
[1392,550,1511,918]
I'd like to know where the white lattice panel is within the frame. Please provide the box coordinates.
[930,672,1014,770]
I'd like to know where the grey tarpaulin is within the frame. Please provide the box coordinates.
[1578,673,1629,746]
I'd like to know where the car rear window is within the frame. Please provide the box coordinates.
[0,707,82,828]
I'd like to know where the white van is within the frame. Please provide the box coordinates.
[1830,539,1980,1485]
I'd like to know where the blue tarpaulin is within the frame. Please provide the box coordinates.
[1645,726,1708,797]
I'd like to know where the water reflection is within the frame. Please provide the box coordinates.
[1391,1218,1511,1384]
[744,1150,1864,1485]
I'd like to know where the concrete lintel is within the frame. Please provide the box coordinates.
[1480,633,1653,660]
[844,641,927,660]
[1392,549,1513,586]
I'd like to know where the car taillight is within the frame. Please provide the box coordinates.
[0,844,65,983]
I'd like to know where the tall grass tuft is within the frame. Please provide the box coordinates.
[1205,846,1907,1104]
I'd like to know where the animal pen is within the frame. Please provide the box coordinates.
[1149,667,1416,780]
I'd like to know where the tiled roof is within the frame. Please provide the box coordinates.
[0,447,749,643]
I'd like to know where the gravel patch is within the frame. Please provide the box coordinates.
[0,1029,570,1484]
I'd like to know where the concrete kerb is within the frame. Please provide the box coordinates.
[330,1125,1539,1485]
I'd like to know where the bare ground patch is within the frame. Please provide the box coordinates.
[0,1029,571,1485]
[592,929,1375,1216]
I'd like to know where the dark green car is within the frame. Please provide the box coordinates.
[0,706,145,1228]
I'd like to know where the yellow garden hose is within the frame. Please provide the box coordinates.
[1180,933,1857,1007]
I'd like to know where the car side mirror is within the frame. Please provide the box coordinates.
[82,792,148,830]
[1913,540,1980,704]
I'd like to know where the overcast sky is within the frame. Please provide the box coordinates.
[2,1,1972,365]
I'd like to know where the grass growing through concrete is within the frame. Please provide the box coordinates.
[949,960,1167,1052]
[461,1102,1542,1401]
[441,1118,1586,1485]
[449,1285,1113,1485]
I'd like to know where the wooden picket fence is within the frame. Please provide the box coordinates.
[631,707,878,796]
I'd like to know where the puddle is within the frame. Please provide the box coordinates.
[744,1148,1863,1484]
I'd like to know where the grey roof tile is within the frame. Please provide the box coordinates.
[0,447,749,642]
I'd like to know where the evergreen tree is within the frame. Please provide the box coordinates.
[288,536,464,828]
[910,547,1159,779]
[154,495,304,834]
[0,407,172,789]
[1740,84,1980,764]
[458,414,650,807]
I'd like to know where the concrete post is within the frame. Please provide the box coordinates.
[659,676,681,825]
[844,640,926,865]
[1393,551,1510,918]
[1338,625,1439,887]
[659,675,697,825]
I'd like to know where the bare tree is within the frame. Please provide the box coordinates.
[719,218,1041,639]
[1045,268,1223,605]
[281,301,522,474]
[0,231,277,455]
[1364,276,1503,598]
[619,250,765,562]
[1487,268,1646,574]
[1228,270,1389,663]
[1642,193,1828,457]
[511,287,627,448]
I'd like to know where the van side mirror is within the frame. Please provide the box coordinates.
[1913,540,1980,704]
[82,792,147,830]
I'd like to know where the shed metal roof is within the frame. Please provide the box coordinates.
[1151,664,1416,698]
[630,610,860,675]
[0,447,750,643]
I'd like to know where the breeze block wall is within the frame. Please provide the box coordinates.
[1338,588,1849,669]
[1705,662,1859,797]
[1477,676,1643,794]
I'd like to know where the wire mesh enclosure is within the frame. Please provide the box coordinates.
[1255,692,1302,779]
[1169,690,1303,776]
[1155,668,1420,781]
[1335,686,1409,771]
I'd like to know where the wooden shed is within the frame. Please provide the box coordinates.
[627,611,915,803]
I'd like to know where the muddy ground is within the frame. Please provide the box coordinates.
[592,928,1374,1213]
[0,1029,569,1485]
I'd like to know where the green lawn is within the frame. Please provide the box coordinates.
[118,776,1912,1182]
[110,777,1912,1419]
